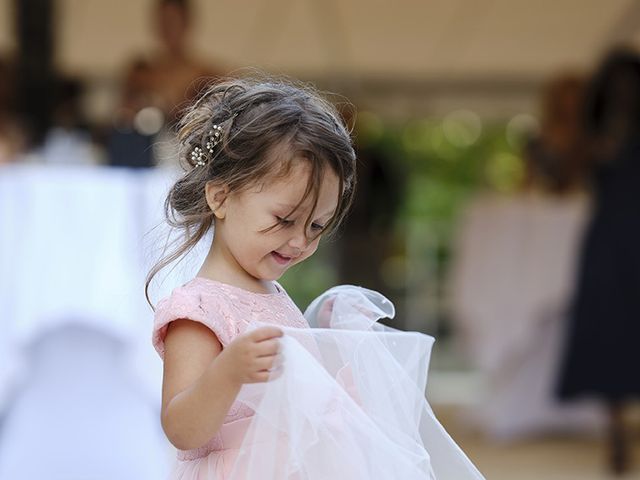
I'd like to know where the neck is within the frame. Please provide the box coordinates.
[197,239,276,294]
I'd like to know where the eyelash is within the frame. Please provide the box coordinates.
[275,216,324,231]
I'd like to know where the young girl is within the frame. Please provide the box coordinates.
[149,77,484,479]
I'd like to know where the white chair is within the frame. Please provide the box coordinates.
[0,324,171,480]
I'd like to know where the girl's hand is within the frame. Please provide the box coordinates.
[218,326,283,385]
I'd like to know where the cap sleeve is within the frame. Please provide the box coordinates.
[152,287,235,359]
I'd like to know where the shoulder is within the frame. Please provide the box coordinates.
[152,278,236,358]
[155,279,214,322]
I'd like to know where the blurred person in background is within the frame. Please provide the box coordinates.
[38,75,101,166]
[557,47,640,475]
[525,75,589,194]
[449,72,604,441]
[109,0,225,168]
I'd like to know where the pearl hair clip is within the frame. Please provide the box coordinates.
[191,124,223,167]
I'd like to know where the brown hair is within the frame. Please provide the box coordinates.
[145,77,357,306]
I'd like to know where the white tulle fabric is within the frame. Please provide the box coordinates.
[186,286,484,480]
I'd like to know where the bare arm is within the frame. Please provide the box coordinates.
[161,319,282,451]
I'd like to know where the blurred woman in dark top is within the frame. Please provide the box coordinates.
[557,47,640,475]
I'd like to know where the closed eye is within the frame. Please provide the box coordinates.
[276,216,324,232]
[275,216,294,226]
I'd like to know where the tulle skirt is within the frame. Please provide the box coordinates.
[172,286,484,480]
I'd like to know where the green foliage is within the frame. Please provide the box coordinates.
[360,114,524,239]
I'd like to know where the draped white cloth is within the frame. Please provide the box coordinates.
[449,192,605,439]
[226,286,484,480]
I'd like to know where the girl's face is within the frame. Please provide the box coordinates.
[208,160,340,288]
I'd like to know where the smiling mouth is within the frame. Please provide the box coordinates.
[271,251,294,264]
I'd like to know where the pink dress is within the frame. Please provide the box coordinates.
[152,277,308,479]
[153,280,485,480]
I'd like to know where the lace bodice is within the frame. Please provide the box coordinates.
[152,277,309,460]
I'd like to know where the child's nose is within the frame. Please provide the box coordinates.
[288,227,311,251]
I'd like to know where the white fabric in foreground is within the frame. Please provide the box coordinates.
[228,286,484,480]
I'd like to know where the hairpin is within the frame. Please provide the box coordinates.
[206,125,223,155]
[191,124,223,167]
[191,146,206,166]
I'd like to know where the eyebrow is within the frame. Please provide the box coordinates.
[277,203,336,219]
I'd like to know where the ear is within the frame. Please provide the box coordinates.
[205,181,230,219]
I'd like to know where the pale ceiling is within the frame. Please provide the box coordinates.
[1,0,639,118]
[0,0,637,78]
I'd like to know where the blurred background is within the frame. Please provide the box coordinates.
[1,0,640,478]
